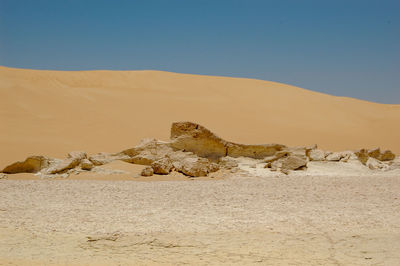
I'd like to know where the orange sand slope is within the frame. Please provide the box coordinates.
[1,66,399,167]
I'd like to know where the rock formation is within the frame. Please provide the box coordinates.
[1,121,397,177]
[170,122,286,159]
[2,156,49,174]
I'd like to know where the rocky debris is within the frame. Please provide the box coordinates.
[341,151,357,162]
[324,151,355,162]
[355,149,370,165]
[120,138,174,165]
[280,155,307,174]
[286,146,308,159]
[308,149,325,161]
[120,138,220,177]
[263,151,290,163]
[367,148,396,161]
[174,157,219,177]
[355,148,396,166]
[366,157,389,170]
[218,157,239,170]
[68,151,87,160]
[89,153,129,166]
[268,154,307,174]
[170,122,286,159]
[80,159,94,171]
[264,146,309,174]
[1,122,397,178]
[368,148,381,160]
[0,173,7,179]
[325,152,343,161]
[151,158,173,175]
[141,166,154,177]
[2,156,49,174]
[380,150,396,161]
[43,158,81,175]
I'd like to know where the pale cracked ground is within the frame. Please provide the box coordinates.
[1,174,400,265]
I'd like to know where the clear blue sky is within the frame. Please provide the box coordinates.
[1,0,399,103]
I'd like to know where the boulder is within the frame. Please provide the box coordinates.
[355,148,395,165]
[2,156,50,174]
[338,151,356,162]
[355,149,369,165]
[308,149,325,161]
[44,158,81,174]
[367,148,381,160]
[174,157,219,177]
[80,159,94,170]
[120,138,174,165]
[366,157,388,170]
[268,154,307,174]
[379,150,396,161]
[0,173,7,179]
[280,155,307,172]
[325,152,343,161]
[141,166,154,177]
[151,158,173,175]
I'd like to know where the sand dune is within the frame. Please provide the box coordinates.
[1,66,399,167]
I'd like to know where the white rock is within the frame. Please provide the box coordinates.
[141,166,154,176]
[308,149,325,161]
[80,159,94,170]
[325,152,342,161]
[151,158,173,175]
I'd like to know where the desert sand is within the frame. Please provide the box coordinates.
[1,66,400,167]
[1,66,400,265]
[1,171,400,265]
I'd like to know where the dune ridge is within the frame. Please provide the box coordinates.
[1,66,399,167]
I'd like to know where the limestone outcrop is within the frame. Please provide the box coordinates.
[355,148,395,165]
[2,156,49,174]
[1,121,397,177]
[170,122,286,159]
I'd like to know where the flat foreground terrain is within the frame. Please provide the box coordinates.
[1,174,400,265]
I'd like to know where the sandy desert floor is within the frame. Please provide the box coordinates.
[1,172,400,265]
